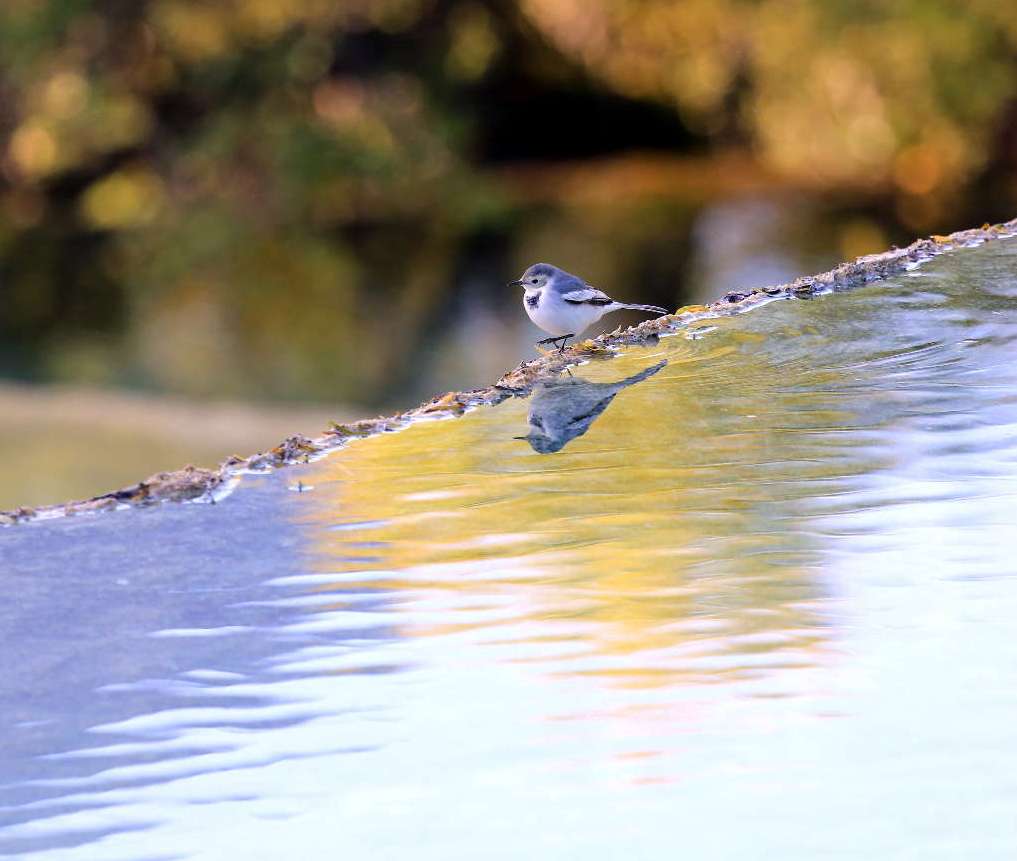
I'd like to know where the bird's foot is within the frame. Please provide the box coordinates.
[536,334,575,353]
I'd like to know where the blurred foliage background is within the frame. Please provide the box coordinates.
[1,0,1016,415]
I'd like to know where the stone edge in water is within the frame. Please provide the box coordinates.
[3,217,1016,526]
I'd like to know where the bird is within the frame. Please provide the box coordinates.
[514,359,667,453]
[508,263,670,351]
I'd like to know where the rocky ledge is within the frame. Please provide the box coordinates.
[3,216,1015,526]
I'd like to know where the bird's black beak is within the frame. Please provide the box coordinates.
[507,278,524,288]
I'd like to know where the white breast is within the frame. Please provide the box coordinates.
[523,289,606,337]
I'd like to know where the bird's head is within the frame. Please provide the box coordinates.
[512,430,565,454]
[507,263,562,290]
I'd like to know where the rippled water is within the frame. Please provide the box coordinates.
[3,239,1017,859]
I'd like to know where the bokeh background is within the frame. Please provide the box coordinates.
[2,0,1016,507]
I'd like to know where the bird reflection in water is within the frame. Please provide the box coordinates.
[515,360,667,453]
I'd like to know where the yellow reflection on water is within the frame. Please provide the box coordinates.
[297,331,852,693]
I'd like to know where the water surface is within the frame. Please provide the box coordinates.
[3,239,1017,858]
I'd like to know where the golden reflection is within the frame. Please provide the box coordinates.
[297,332,853,691]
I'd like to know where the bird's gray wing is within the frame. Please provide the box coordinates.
[560,287,614,306]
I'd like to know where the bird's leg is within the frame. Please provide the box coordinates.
[536,333,575,352]
[532,333,573,353]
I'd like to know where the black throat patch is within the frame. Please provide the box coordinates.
[525,292,540,309]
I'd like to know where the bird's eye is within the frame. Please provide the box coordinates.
[531,278,538,284]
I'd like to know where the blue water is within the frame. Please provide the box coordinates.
[3,238,1017,859]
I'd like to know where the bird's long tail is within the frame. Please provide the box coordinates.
[613,303,670,316]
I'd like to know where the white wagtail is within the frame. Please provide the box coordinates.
[508,263,670,351]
